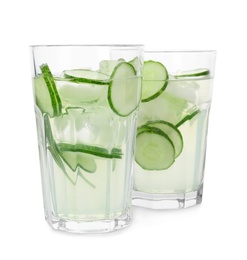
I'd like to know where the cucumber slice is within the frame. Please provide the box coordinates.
[146,120,183,158]
[63,69,109,85]
[40,64,62,116]
[108,62,140,116]
[34,76,54,117]
[176,109,200,128]
[136,125,150,135]
[57,143,122,159]
[174,68,210,78]
[142,60,169,102]
[135,127,175,170]
[60,151,97,173]
[56,79,105,104]
[34,64,62,117]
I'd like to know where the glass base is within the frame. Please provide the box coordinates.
[132,185,203,209]
[45,211,131,234]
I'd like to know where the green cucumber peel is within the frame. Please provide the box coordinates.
[57,143,122,159]
[40,64,62,117]
[176,109,200,128]
[63,69,110,85]
[174,69,210,78]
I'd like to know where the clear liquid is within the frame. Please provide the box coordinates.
[48,147,132,220]
[134,77,213,194]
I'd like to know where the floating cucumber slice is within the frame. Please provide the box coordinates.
[176,109,200,128]
[174,68,210,78]
[108,62,140,116]
[142,60,168,102]
[56,79,105,104]
[40,64,62,116]
[57,143,122,159]
[34,64,62,117]
[145,120,183,158]
[60,151,97,173]
[135,127,175,170]
[63,69,109,85]
[34,76,54,117]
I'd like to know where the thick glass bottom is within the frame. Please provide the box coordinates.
[45,210,131,234]
[132,185,203,209]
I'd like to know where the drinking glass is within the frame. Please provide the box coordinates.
[30,45,143,233]
[133,50,216,209]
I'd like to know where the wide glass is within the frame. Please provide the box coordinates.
[30,45,143,233]
[133,50,216,209]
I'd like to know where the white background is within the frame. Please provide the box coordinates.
[1,0,247,259]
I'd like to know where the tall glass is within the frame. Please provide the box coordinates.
[133,50,216,209]
[30,45,143,233]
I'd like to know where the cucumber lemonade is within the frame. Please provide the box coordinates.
[132,51,216,209]
[31,45,143,232]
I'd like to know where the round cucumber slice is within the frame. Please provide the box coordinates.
[35,64,62,117]
[57,143,122,159]
[108,62,140,116]
[146,120,183,158]
[63,69,110,85]
[60,151,97,173]
[174,68,210,78]
[135,127,175,170]
[142,60,169,102]
[34,76,55,117]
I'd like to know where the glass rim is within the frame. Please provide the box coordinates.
[30,44,144,49]
[145,49,216,54]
